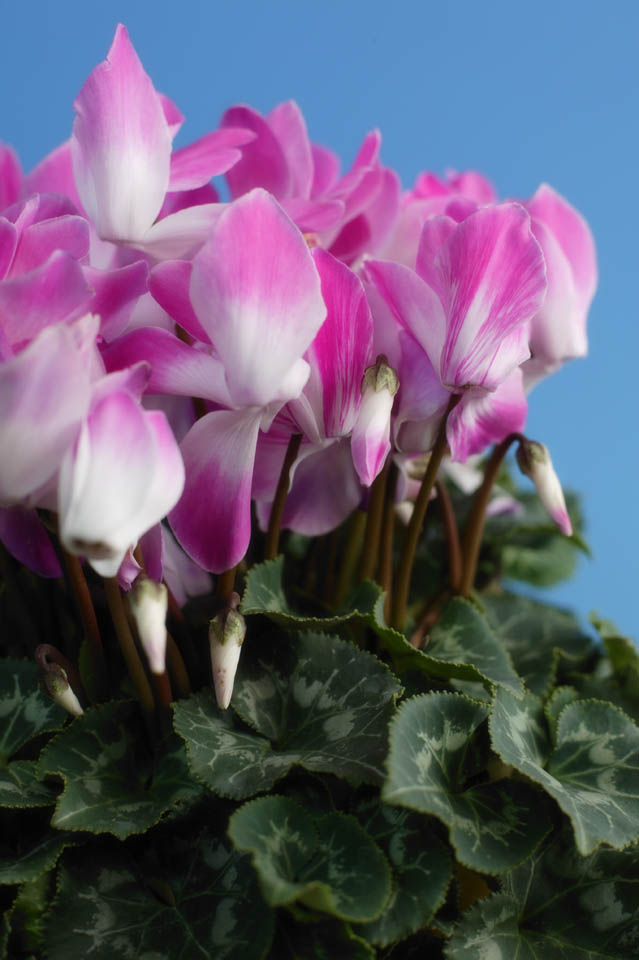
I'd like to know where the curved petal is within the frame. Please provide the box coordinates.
[0,218,17,281]
[137,202,226,260]
[438,203,546,390]
[311,143,340,197]
[221,105,290,199]
[23,141,84,211]
[168,127,256,191]
[307,248,373,437]
[393,329,450,454]
[446,367,527,462]
[10,215,90,276]
[0,506,61,577]
[190,189,325,407]
[0,251,92,345]
[0,323,92,504]
[102,326,231,406]
[267,100,313,198]
[59,391,184,576]
[71,24,171,241]
[85,260,149,342]
[169,408,261,572]
[0,143,22,210]
[149,260,212,344]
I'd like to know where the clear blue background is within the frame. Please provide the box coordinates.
[2,0,637,635]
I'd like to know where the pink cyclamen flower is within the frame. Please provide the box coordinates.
[365,202,547,460]
[104,189,327,571]
[71,24,253,255]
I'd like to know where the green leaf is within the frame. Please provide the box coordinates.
[0,659,65,761]
[228,796,391,922]
[38,701,202,839]
[276,917,375,959]
[174,631,400,799]
[0,759,57,808]
[243,561,522,697]
[354,802,452,947]
[0,831,71,885]
[483,592,593,697]
[490,688,639,854]
[383,693,551,873]
[45,831,275,959]
[444,894,525,959]
[592,615,639,708]
[6,872,50,954]
[545,686,579,742]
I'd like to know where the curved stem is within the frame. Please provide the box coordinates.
[265,433,302,560]
[104,578,155,722]
[334,510,367,608]
[390,397,458,633]
[436,479,462,593]
[379,462,398,624]
[61,550,106,699]
[166,632,191,696]
[215,566,237,610]
[358,459,390,582]
[458,432,523,597]
[35,644,86,705]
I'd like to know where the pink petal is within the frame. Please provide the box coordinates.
[258,438,362,536]
[310,143,340,197]
[139,523,165,584]
[85,260,149,342]
[168,127,256,191]
[393,329,450,454]
[59,391,184,576]
[149,260,212,343]
[0,143,21,210]
[71,24,171,241]
[190,189,325,407]
[437,204,546,390]
[0,218,18,281]
[445,170,497,204]
[351,386,393,486]
[10,215,89,276]
[23,141,84,212]
[267,101,313,198]
[158,182,219,220]
[283,197,345,232]
[102,326,231,405]
[221,105,290,199]
[0,323,92,504]
[0,506,61,577]
[307,247,373,437]
[169,408,261,572]
[162,525,212,605]
[446,368,527,462]
[136,202,226,260]
[0,251,92,345]
[158,93,185,139]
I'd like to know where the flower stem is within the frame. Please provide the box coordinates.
[265,433,302,560]
[166,632,191,696]
[390,397,458,632]
[436,479,462,593]
[104,577,155,723]
[334,510,367,608]
[215,566,237,609]
[358,459,390,582]
[379,462,398,624]
[61,550,106,699]
[458,433,522,597]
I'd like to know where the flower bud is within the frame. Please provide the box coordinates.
[129,576,168,675]
[209,592,246,710]
[352,355,399,486]
[516,439,572,536]
[39,663,83,718]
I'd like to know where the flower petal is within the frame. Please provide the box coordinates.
[149,260,212,344]
[168,127,256,191]
[169,408,261,572]
[446,367,527,462]
[0,506,61,577]
[0,143,21,210]
[190,189,325,407]
[267,100,313,198]
[221,105,290,199]
[71,24,171,241]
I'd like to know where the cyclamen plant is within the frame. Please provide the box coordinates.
[3,22,639,960]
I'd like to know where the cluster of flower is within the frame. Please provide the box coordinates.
[0,24,596,602]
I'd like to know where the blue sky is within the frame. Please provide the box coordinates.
[2,0,637,635]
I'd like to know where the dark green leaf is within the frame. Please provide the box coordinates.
[174,631,400,799]
[383,693,551,872]
[490,688,639,854]
[229,796,391,922]
[355,802,452,947]
[0,759,57,808]
[38,702,202,839]
[0,831,71,885]
[0,659,65,761]
[483,592,593,697]
[276,916,375,959]
[45,831,275,959]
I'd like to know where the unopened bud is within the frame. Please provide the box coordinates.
[361,354,399,398]
[353,355,399,486]
[129,576,168,675]
[516,439,572,536]
[209,592,246,710]
[39,663,83,718]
